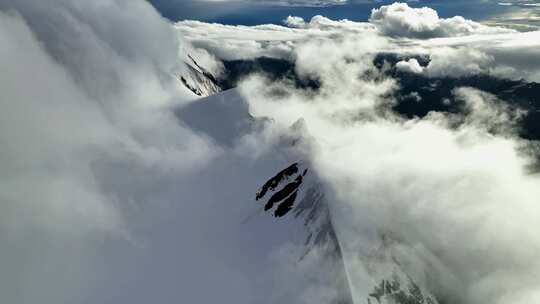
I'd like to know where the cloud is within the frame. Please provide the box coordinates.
[0,0,319,303]
[0,0,239,301]
[240,38,540,303]
[396,47,495,78]
[176,3,537,83]
[0,0,213,235]
[454,87,525,135]
[370,2,515,38]
[0,1,352,303]
[4,1,540,303]
[396,57,425,73]
[215,5,540,302]
[176,15,378,61]
[155,2,540,303]
[394,30,540,82]
[427,48,494,77]
[284,15,308,28]
[176,20,303,60]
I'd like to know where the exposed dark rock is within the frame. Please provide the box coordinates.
[256,162,299,201]
[263,175,303,212]
[179,55,222,97]
[255,162,353,304]
[274,190,298,217]
[180,76,202,96]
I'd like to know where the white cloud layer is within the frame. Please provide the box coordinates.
[176,15,377,61]
[396,57,425,73]
[0,0,232,301]
[369,2,515,38]
[176,2,540,82]
[239,34,540,303]
[393,30,540,82]
[0,1,325,303]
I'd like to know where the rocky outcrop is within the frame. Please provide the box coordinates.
[179,55,222,97]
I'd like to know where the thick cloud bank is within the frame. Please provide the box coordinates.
[177,2,540,82]
[0,1,219,302]
[369,2,515,38]
[176,15,377,61]
[0,1,311,303]
[0,1,352,303]
[393,30,540,82]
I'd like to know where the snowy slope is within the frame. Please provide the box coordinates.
[175,88,442,304]
[178,54,222,97]
[255,161,441,304]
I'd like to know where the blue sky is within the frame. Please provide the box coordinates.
[148,0,538,25]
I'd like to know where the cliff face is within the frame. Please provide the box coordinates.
[179,55,222,97]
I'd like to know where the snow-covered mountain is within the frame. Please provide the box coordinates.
[178,54,222,97]
[176,86,444,304]
[255,161,442,304]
